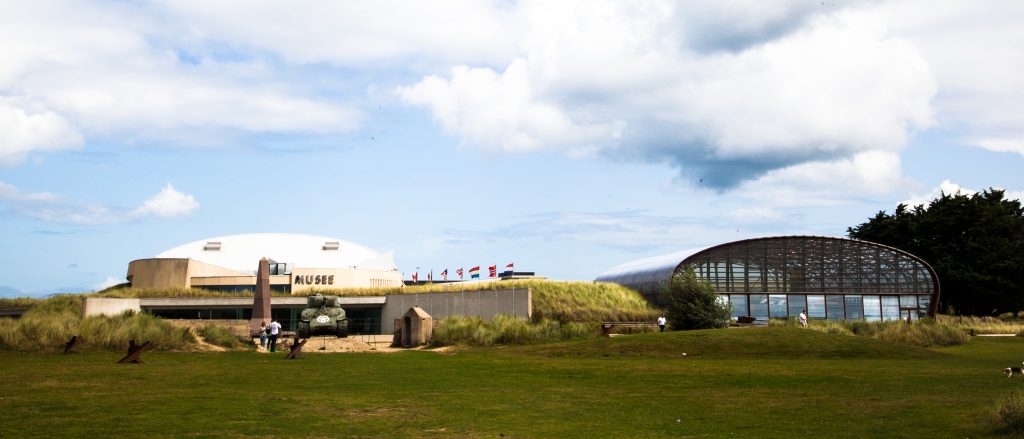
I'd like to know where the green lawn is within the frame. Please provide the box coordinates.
[3,328,1024,437]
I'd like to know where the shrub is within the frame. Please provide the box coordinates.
[663,268,730,330]
[197,324,244,349]
[0,295,194,351]
[431,315,599,346]
[998,390,1024,432]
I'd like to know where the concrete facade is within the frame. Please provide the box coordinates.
[83,297,141,317]
[84,288,531,335]
[380,288,532,333]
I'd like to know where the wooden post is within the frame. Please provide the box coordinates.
[117,340,152,364]
[62,335,79,354]
[286,336,307,360]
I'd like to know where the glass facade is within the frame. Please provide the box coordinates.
[599,236,940,321]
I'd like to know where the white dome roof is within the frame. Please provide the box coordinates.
[156,233,396,274]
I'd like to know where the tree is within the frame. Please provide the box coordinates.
[848,189,1024,315]
[663,268,731,330]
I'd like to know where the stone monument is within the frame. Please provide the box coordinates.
[249,257,272,337]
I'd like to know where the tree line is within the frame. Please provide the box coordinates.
[847,189,1024,316]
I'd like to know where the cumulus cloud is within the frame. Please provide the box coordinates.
[0,181,200,224]
[0,1,361,162]
[92,276,122,291]
[903,180,1023,208]
[399,2,936,189]
[130,184,199,218]
[0,100,83,165]
[880,0,1024,156]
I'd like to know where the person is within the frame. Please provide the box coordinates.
[657,315,667,332]
[799,310,808,328]
[267,319,283,352]
[258,321,268,349]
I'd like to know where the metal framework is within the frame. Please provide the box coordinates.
[596,236,941,319]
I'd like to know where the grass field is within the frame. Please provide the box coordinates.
[3,327,1024,437]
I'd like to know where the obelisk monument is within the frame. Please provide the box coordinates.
[249,257,271,336]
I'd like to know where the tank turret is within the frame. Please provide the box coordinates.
[296,294,348,339]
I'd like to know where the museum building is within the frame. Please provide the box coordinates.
[127,233,404,293]
[595,236,940,322]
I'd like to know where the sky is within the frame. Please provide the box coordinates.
[2,0,1023,296]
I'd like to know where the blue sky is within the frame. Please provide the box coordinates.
[2,1,1023,296]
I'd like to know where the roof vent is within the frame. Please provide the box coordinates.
[323,241,340,251]
[203,241,221,251]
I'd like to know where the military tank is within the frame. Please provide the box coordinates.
[295,294,348,339]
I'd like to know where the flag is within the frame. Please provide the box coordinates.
[457,267,464,279]
[505,262,514,273]
[412,272,418,282]
[441,268,448,281]
[469,266,480,279]
[488,265,497,278]
[428,271,432,282]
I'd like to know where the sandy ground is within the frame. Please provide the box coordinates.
[253,335,407,353]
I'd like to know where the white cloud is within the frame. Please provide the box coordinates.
[727,207,784,223]
[881,0,1024,155]
[92,276,122,291]
[0,100,83,165]
[903,180,1023,208]
[399,2,936,189]
[0,1,361,160]
[0,181,61,202]
[732,150,913,208]
[0,181,199,224]
[975,138,1024,156]
[130,184,200,218]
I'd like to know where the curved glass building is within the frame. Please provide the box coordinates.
[596,236,940,321]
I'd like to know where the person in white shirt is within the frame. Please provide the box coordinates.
[798,310,808,328]
[268,319,283,352]
[657,316,667,332]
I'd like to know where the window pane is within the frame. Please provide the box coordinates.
[881,296,900,321]
[769,294,788,318]
[788,294,806,317]
[863,295,882,321]
[845,295,863,320]
[730,294,748,319]
[918,295,931,312]
[749,294,769,321]
[807,295,826,319]
[826,295,845,320]
[900,295,918,309]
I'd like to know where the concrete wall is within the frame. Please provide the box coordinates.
[83,297,141,317]
[381,288,531,333]
[291,267,403,292]
[127,258,191,289]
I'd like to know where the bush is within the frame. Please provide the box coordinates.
[998,390,1024,432]
[0,295,194,351]
[431,315,599,347]
[663,268,730,330]
[197,324,245,349]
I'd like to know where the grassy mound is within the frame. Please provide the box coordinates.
[431,315,598,346]
[770,317,969,347]
[0,295,194,352]
[511,326,943,360]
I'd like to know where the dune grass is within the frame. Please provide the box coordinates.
[770,317,970,347]
[2,329,1024,437]
[196,324,247,349]
[0,297,40,309]
[0,295,194,351]
[431,315,598,347]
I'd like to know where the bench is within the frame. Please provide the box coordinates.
[601,322,656,336]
